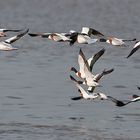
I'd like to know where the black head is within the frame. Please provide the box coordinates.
[71,67,78,73]
[99,38,107,42]
[132,38,137,41]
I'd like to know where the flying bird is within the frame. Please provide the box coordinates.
[69,32,98,45]
[71,48,114,91]
[71,49,114,92]
[0,29,29,51]
[28,32,71,42]
[81,27,136,46]
[71,48,105,79]
[70,78,107,100]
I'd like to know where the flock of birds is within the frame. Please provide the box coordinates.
[0,26,140,58]
[0,26,140,107]
[70,48,140,107]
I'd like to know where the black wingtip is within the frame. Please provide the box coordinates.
[94,48,105,58]
[103,68,114,75]
[28,33,39,37]
[70,75,77,82]
[71,96,83,100]
[127,43,140,58]
[99,48,106,53]
[90,28,104,37]
[126,52,133,58]
[137,87,140,90]
[126,51,133,58]
[3,29,24,32]
[69,75,83,84]
[107,96,126,107]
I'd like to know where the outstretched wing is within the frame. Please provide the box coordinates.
[28,32,51,37]
[78,49,90,78]
[127,41,140,58]
[107,96,131,107]
[90,28,104,37]
[4,29,29,44]
[94,68,114,82]
[0,28,23,33]
[79,48,89,69]
[88,48,105,71]
[107,96,119,103]
[81,27,104,37]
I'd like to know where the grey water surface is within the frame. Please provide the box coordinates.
[0,0,140,139]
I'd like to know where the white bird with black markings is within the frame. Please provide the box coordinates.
[0,29,29,51]
[71,48,105,79]
[70,77,107,100]
[81,27,136,46]
[71,48,114,91]
[69,32,98,45]
[127,41,140,58]
[76,49,100,87]
[28,32,71,42]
